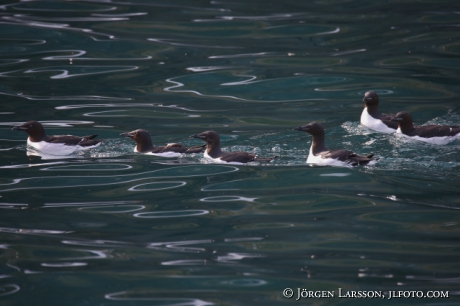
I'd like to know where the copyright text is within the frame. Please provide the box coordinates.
[282,288,449,300]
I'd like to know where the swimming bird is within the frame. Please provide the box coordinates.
[120,129,205,156]
[293,122,376,166]
[190,130,277,164]
[391,111,460,145]
[12,120,101,154]
[360,90,398,133]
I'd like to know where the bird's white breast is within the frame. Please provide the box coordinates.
[395,128,458,145]
[27,138,100,155]
[203,151,244,165]
[360,108,395,134]
[306,145,349,167]
[134,146,182,157]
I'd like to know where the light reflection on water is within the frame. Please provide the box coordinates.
[0,164,239,192]
[0,0,459,304]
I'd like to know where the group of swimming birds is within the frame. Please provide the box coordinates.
[11,91,460,166]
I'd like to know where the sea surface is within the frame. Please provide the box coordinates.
[0,0,459,305]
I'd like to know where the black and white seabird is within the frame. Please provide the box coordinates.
[391,111,460,145]
[190,130,277,164]
[120,129,205,156]
[360,91,398,133]
[12,120,101,154]
[293,122,376,166]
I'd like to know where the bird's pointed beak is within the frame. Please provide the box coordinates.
[390,118,403,122]
[120,132,134,138]
[190,134,205,139]
[12,125,26,131]
[292,126,307,132]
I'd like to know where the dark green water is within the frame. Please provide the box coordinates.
[0,0,459,305]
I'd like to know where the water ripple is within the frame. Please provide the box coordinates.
[41,164,132,171]
[44,201,141,208]
[164,77,247,101]
[186,66,235,72]
[24,65,138,79]
[219,13,305,21]
[105,292,213,306]
[223,237,264,242]
[164,73,345,102]
[2,17,115,40]
[0,202,27,209]
[12,14,129,22]
[9,2,116,12]
[92,13,148,17]
[0,165,239,193]
[217,252,263,263]
[0,284,20,297]
[128,181,186,192]
[147,239,212,253]
[78,205,146,213]
[0,59,29,67]
[331,49,367,56]
[147,38,240,49]
[55,103,198,112]
[82,110,128,117]
[62,240,130,248]
[0,227,72,235]
[2,16,70,29]
[221,279,267,287]
[0,38,45,46]
[41,50,152,61]
[209,52,276,59]
[0,120,96,127]
[320,173,351,177]
[63,249,112,260]
[41,262,87,267]
[161,259,207,266]
[134,210,209,218]
[200,196,257,202]
[0,91,131,101]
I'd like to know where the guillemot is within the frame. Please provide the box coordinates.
[360,91,398,133]
[12,120,101,154]
[120,129,205,156]
[293,122,376,166]
[190,130,277,164]
[391,111,460,145]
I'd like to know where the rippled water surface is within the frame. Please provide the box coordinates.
[1,0,460,305]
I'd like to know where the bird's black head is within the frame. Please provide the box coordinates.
[363,90,379,107]
[120,129,155,153]
[190,130,220,145]
[120,129,151,143]
[391,111,413,125]
[12,120,46,141]
[293,122,325,136]
[12,120,42,132]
